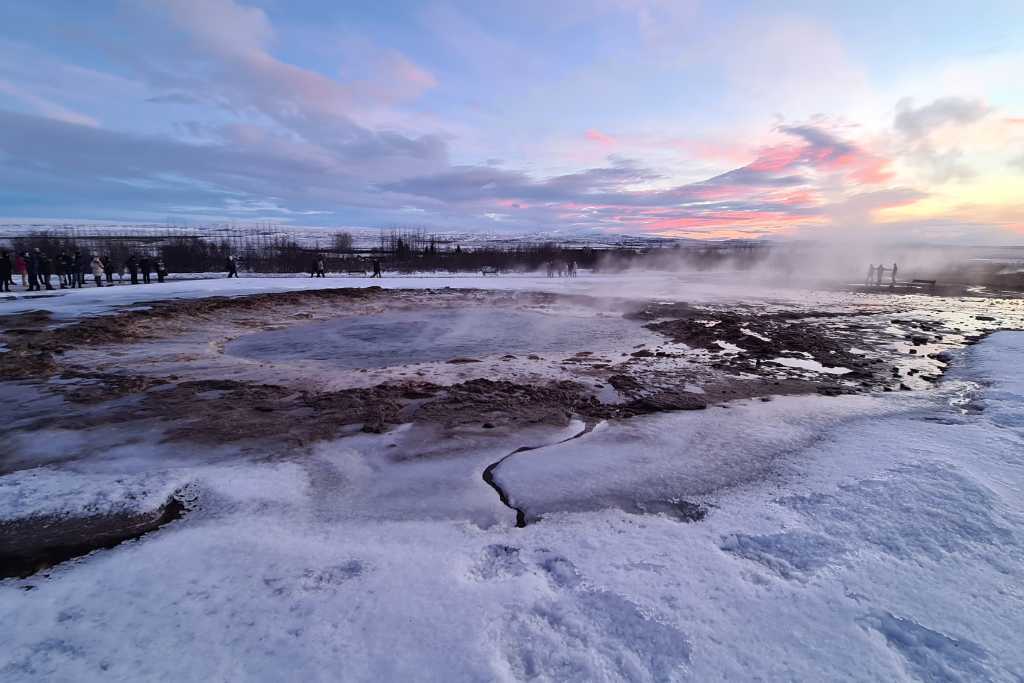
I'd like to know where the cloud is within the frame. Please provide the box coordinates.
[893,97,991,184]
[146,93,202,105]
[1011,153,1024,172]
[0,109,443,222]
[585,129,617,146]
[894,97,990,139]
[0,78,99,127]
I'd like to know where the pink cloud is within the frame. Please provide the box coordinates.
[585,129,616,146]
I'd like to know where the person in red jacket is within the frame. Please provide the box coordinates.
[15,253,28,288]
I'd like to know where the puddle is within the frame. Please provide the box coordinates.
[226,309,659,369]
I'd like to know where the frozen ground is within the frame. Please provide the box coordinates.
[2,268,992,320]
[1,275,1023,681]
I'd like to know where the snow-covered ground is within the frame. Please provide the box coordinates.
[2,276,1023,681]
[0,269,926,320]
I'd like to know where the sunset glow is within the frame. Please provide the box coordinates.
[0,0,1021,242]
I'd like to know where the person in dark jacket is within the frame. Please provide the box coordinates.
[39,252,54,290]
[102,256,114,284]
[226,255,239,278]
[127,255,139,284]
[68,250,83,288]
[0,250,12,292]
[140,255,152,284]
[56,251,69,288]
[371,259,382,278]
[78,251,88,287]
[26,251,40,291]
[156,259,167,283]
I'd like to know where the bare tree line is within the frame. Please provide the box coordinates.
[1,226,775,275]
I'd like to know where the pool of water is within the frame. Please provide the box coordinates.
[225,308,659,369]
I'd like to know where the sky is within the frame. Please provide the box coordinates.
[0,0,1022,242]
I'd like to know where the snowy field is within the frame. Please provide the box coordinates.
[1,274,1023,681]
[0,269,933,319]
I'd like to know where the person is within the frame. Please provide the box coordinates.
[140,255,152,284]
[26,251,40,291]
[0,250,12,292]
[102,256,114,284]
[866,264,874,286]
[891,262,898,287]
[15,253,28,288]
[56,251,69,288]
[39,252,54,290]
[876,263,884,286]
[371,258,382,278]
[156,258,167,283]
[72,250,86,288]
[127,255,139,284]
[226,255,238,278]
[316,258,326,277]
[90,255,105,287]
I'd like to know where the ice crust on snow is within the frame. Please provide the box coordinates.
[1,273,1024,681]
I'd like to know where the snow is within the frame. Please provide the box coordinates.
[0,268,928,320]
[770,356,852,374]
[2,277,1024,680]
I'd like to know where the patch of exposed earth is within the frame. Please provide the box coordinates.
[0,286,1021,576]
[2,287,1022,452]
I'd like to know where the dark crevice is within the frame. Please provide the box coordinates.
[482,421,593,528]
[0,493,188,580]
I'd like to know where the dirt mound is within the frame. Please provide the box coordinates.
[415,378,605,428]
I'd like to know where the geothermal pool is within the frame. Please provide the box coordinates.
[225,308,660,368]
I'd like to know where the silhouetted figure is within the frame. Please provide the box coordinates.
[876,264,884,286]
[102,256,114,284]
[890,262,898,287]
[128,255,139,284]
[26,251,40,291]
[57,251,69,288]
[0,251,12,292]
[72,251,84,288]
[316,258,326,277]
[156,259,167,283]
[371,259,382,278]
[140,256,152,284]
[59,251,72,289]
[39,253,54,290]
[73,250,86,287]
[226,255,238,278]
[866,264,875,286]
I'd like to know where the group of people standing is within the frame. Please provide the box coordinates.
[866,262,898,287]
[545,260,578,278]
[308,257,383,278]
[0,249,169,293]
